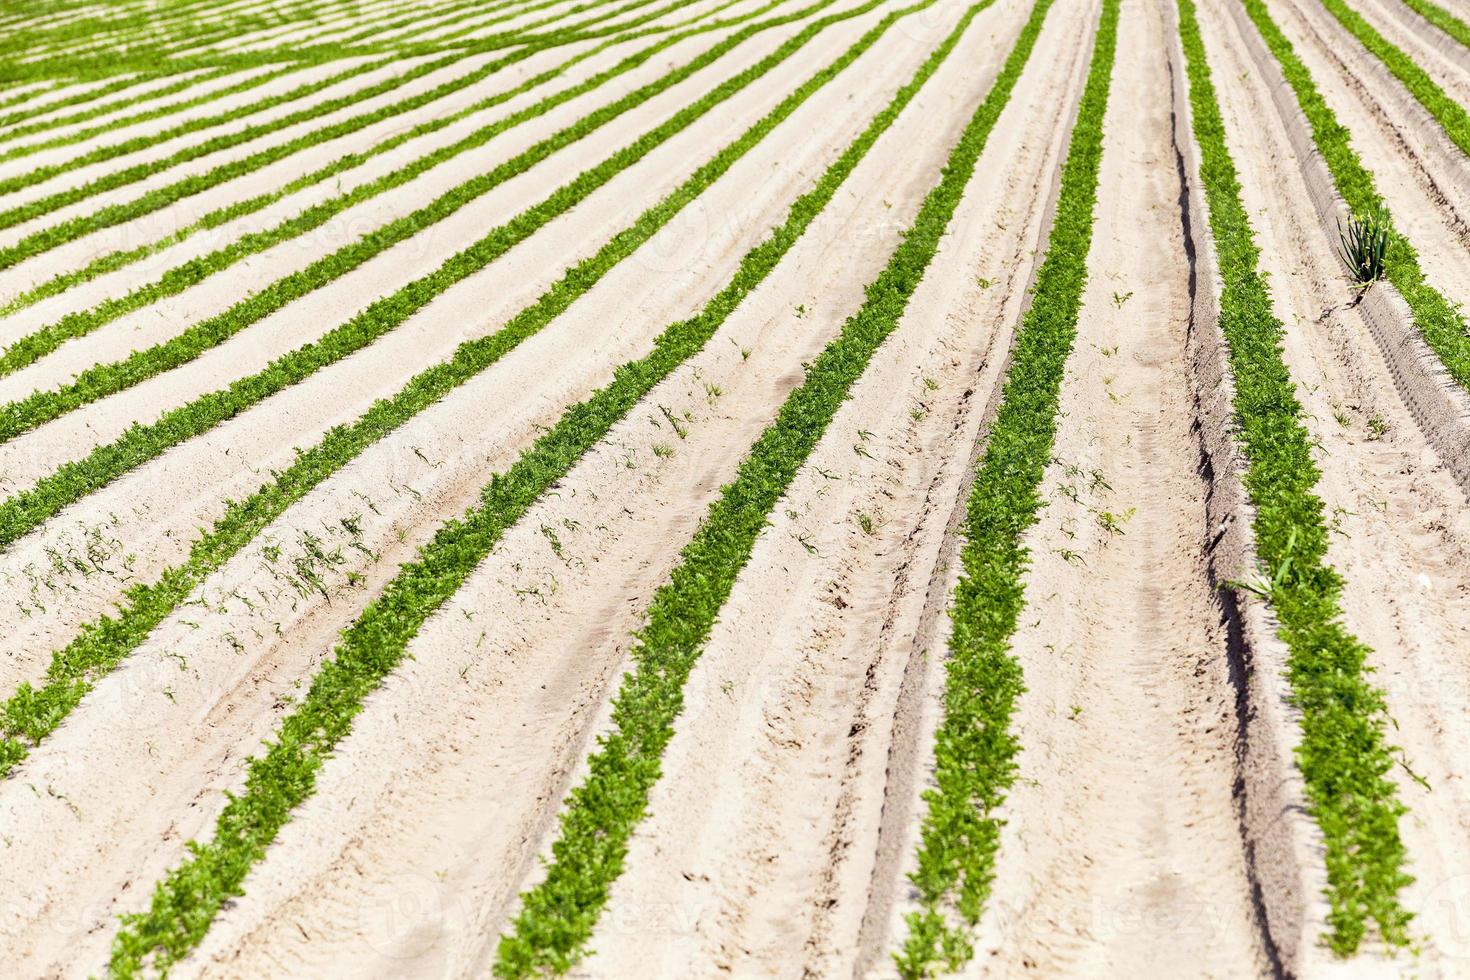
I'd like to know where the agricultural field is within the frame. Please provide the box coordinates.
[1,0,1469,974]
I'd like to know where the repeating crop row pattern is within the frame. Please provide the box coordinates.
[0,0,768,372]
[1238,0,1470,393]
[1178,0,1412,953]
[0,0,670,230]
[1315,0,1470,160]
[103,1,939,972]
[0,0,684,82]
[494,0,1064,974]
[893,0,1116,974]
[0,0,837,777]
[0,0,851,549]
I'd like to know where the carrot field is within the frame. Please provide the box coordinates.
[2,0,1470,975]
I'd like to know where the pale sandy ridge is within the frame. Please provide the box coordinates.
[0,3,942,973]
[1205,0,1470,970]
[961,0,1266,974]
[0,0,747,356]
[0,66,293,158]
[322,0,582,46]
[0,0,868,696]
[156,3,1029,976]
[0,4,726,309]
[574,0,1089,975]
[0,53,411,202]
[0,68,260,149]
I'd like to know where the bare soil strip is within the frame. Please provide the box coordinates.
[933,0,1269,974]
[1204,0,1470,968]
[0,1,858,694]
[0,2,969,972]
[573,1,1086,974]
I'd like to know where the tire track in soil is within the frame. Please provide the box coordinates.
[1204,0,1470,968]
[948,0,1267,973]
[567,0,1092,975]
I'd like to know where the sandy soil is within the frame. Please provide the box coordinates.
[0,2,984,972]
[917,1,1268,974]
[1204,0,1470,970]
[574,0,1085,972]
[7,0,1470,975]
[0,0,881,696]
[173,6,1029,964]
[0,1,750,356]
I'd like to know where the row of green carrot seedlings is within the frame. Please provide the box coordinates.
[0,0,891,777]
[0,0,664,203]
[0,46,395,188]
[1238,0,1470,396]
[93,1,1025,974]
[1177,0,1412,953]
[0,0,766,326]
[0,0,695,269]
[0,0,663,81]
[0,77,83,112]
[0,0,845,541]
[893,0,1115,973]
[0,0,556,152]
[1313,0,1470,161]
[1396,0,1470,48]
